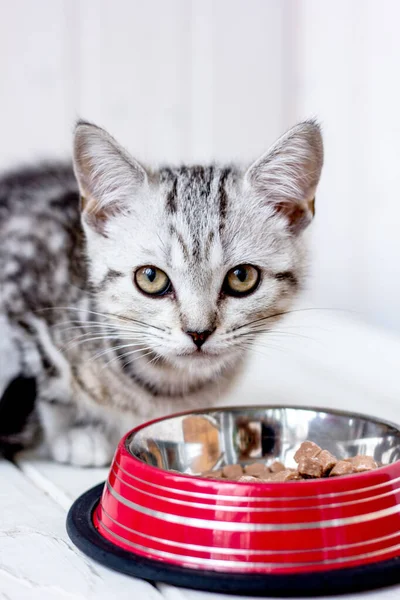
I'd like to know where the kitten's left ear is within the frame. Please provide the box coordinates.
[73,121,147,234]
[245,120,323,234]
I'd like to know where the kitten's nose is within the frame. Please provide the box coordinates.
[186,329,214,349]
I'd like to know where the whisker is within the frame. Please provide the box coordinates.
[87,341,151,364]
[121,349,155,368]
[239,328,317,342]
[37,306,169,333]
[60,333,156,352]
[53,321,134,332]
[135,350,163,373]
[230,330,319,355]
[236,341,290,358]
[60,327,158,344]
[241,327,325,356]
[55,324,161,348]
[58,327,151,341]
[247,339,303,353]
[102,347,154,370]
[232,307,351,333]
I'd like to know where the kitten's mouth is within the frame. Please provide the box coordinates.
[176,349,212,358]
[173,345,226,362]
[174,346,236,360]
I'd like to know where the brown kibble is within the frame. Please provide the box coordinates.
[238,475,260,483]
[269,461,286,473]
[270,469,298,482]
[348,455,378,472]
[297,456,323,478]
[294,441,322,463]
[330,460,354,477]
[202,469,223,479]
[259,471,273,481]
[244,462,270,478]
[222,464,243,479]
[198,442,378,483]
[318,450,337,475]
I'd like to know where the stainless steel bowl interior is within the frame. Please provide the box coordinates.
[127,407,400,475]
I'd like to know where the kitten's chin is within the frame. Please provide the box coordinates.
[165,347,244,372]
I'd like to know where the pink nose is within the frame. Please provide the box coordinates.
[186,330,214,349]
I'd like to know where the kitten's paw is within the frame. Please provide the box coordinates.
[50,426,114,467]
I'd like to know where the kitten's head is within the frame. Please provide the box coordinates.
[73,121,323,375]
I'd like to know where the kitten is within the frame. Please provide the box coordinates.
[0,121,323,466]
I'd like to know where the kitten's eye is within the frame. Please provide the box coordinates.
[134,266,171,296]
[223,264,260,296]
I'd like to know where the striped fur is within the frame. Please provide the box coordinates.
[0,121,323,466]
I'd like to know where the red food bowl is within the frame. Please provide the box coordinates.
[67,406,400,596]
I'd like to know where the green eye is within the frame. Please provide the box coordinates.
[223,264,260,296]
[134,266,171,296]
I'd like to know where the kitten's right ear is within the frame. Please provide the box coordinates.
[245,120,323,234]
[73,121,147,234]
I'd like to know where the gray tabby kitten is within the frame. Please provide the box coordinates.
[0,121,323,466]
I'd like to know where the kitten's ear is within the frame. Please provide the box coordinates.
[245,120,323,234]
[73,121,147,234]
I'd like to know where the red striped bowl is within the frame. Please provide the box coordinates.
[68,406,400,594]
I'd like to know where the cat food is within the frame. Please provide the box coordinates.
[297,456,324,478]
[222,464,243,479]
[330,460,353,477]
[243,462,270,477]
[201,440,378,482]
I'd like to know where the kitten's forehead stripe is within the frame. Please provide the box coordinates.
[161,165,232,265]
[170,225,190,262]
[204,230,215,261]
[165,173,178,214]
[218,168,230,234]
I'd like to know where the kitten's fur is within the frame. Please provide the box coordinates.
[0,121,323,466]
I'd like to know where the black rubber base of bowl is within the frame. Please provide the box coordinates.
[67,483,400,597]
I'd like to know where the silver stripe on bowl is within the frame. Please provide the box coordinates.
[100,504,400,556]
[115,460,400,503]
[97,516,400,570]
[105,481,400,532]
[111,466,400,513]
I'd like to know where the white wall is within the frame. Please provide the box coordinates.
[294,0,400,332]
[1,0,399,332]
